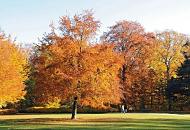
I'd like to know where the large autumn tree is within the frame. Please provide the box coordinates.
[28,10,122,110]
[0,34,27,108]
[102,20,157,111]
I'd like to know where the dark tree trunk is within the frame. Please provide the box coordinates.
[140,96,145,112]
[168,83,173,112]
[166,65,172,111]
[121,64,126,82]
[150,95,153,110]
[168,96,172,111]
[121,64,128,107]
[71,96,78,119]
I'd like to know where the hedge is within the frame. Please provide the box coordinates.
[21,106,119,113]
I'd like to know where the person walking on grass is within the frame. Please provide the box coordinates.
[121,105,125,113]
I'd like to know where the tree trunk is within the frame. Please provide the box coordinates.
[140,96,145,112]
[71,96,78,120]
[121,64,126,82]
[168,96,172,111]
[121,64,127,108]
[150,95,153,110]
[166,65,172,111]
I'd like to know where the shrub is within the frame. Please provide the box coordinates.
[23,107,70,113]
[77,106,119,113]
[45,98,61,108]
[0,109,17,115]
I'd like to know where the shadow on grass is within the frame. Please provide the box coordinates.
[0,118,190,130]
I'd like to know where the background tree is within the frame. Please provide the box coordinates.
[0,34,27,108]
[168,53,190,111]
[151,31,188,111]
[102,20,157,111]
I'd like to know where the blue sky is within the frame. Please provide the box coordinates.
[0,0,190,44]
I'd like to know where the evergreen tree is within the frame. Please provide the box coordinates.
[168,55,190,111]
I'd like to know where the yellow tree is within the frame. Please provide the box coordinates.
[150,30,188,110]
[0,35,27,108]
[152,31,187,82]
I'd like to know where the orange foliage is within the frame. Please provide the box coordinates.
[103,20,157,108]
[0,36,27,108]
[31,11,122,108]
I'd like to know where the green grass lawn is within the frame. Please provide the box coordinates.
[0,113,190,130]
